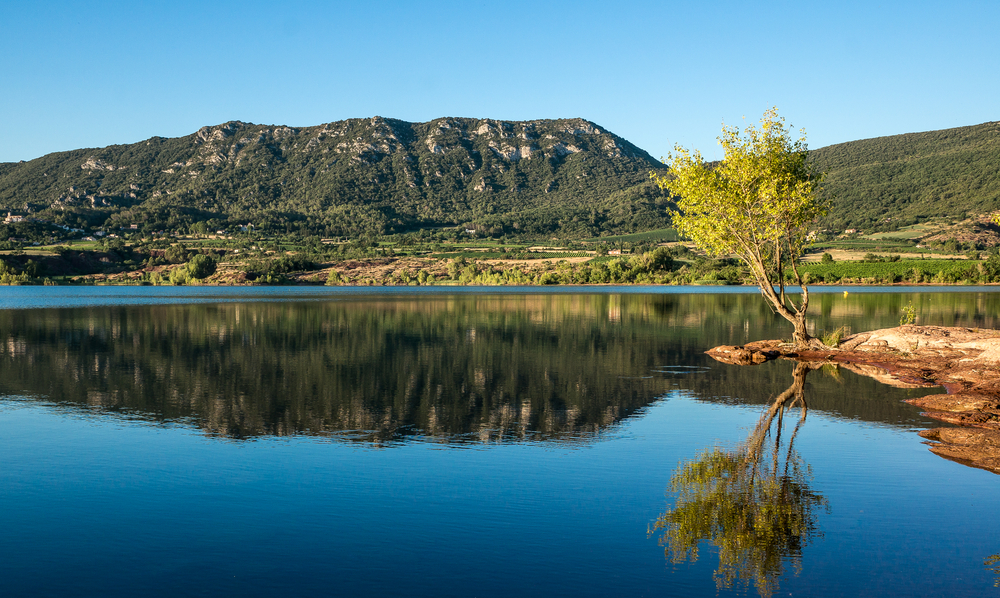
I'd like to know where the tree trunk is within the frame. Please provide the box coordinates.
[756,279,813,347]
[791,313,811,348]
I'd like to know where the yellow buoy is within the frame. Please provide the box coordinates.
[843,291,849,297]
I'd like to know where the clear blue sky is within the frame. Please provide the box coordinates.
[2,0,997,164]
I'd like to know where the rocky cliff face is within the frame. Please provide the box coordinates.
[0,117,670,237]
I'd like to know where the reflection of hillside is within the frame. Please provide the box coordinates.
[813,291,1000,330]
[0,296,688,443]
[1,291,996,442]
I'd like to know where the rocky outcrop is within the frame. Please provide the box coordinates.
[707,326,1000,474]
[840,325,1000,362]
[919,427,1000,473]
[703,345,780,365]
[81,157,117,171]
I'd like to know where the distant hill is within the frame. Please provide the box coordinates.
[0,117,670,238]
[810,121,1000,232]
[6,116,997,240]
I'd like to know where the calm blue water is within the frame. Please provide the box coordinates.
[1,286,999,597]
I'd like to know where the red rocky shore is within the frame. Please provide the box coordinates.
[707,325,1000,474]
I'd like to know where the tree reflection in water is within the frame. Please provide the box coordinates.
[650,362,827,598]
[986,554,1000,587]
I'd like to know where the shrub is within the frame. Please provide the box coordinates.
[169,267,190,285]
[821,326,848,347]
[649,247,674,271]
[164,244,190,264]
[185,254,217,279]
[900,302,916,326]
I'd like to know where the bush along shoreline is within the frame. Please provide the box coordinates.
[4,243,1000,287]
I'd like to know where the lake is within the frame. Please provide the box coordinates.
[2,286,999,597]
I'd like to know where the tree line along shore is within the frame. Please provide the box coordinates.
[2,231,1000,287]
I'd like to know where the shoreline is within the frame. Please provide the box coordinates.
[4,278,1000,288]
[707,325,1000,474]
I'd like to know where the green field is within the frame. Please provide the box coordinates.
[864,223,942,240]
[809,239,935,255]
[431,251,590,260]
[583,228,679,243]
[799,259,993,283]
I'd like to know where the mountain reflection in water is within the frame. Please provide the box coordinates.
[651,362,826,598]
[1,295,682,443]
[0,289,994,443]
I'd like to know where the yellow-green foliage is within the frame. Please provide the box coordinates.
[900,302,916,326]
[652,108,824,270]
[0,260,32,285]
[650,108,826,343]
[821,326,848,347]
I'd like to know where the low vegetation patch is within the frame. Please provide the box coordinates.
[797,257,1000,285]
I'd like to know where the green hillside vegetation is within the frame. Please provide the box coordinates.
[582,228,679,243]
[6,116,1000,287]
[3,224,999,287]
[5,116,1000,244]
[810,121,1000,232]
[798,256,1000,285]
[0,117,671,239]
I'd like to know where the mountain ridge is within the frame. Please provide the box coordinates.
[0,116,670,238]
[3,116,999,239]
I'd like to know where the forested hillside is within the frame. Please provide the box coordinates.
[810,121,1000,231]
[0,117,670,238]
[5,116,998,240]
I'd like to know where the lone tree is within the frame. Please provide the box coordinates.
[651,108,825,347]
